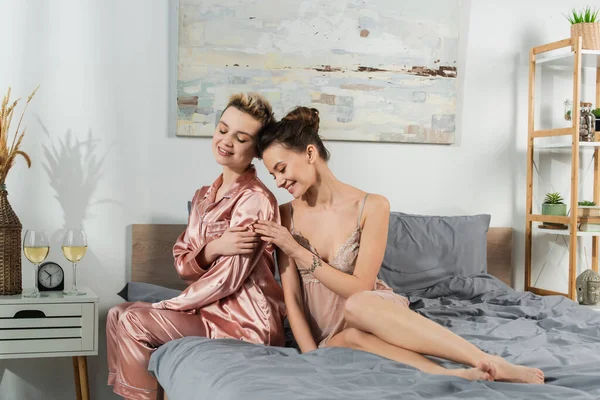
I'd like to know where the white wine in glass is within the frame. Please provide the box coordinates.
[62,229,87,296]
[23,230,50,298]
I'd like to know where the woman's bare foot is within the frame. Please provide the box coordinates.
[478,356,544,384]
[445,366,493,381]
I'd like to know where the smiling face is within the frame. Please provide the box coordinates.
[212,106,263,170]
[262,143,318,198]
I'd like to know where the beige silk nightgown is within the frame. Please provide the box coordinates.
[290,194,409,348]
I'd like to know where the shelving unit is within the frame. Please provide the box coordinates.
[526,37,600,301]
[536,142,600,149]
[537,227,600,237]
[584,303,600,312]
[536,49,600,69]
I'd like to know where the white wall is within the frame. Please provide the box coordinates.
[0,0,593,398]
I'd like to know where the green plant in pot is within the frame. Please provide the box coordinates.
[542,192,567,227]
[592,108,600,132]
[565,6,600,50]
[578,200,600,218]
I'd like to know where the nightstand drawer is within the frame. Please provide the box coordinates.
[0,303,83,318]
[0,302,95,355]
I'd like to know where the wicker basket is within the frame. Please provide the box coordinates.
[571,22,600,50]
[0,185,22,295]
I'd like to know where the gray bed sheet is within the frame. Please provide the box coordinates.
[148,274,600,399]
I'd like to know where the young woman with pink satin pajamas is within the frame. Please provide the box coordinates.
[106,93,286,400]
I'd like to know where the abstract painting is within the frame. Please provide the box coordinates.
[176,0,460,144]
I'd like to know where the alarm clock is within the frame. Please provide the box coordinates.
[37,261,65,291]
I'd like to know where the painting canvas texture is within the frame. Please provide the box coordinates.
[176,0,460,144]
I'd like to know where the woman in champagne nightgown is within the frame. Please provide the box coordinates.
[254,106,545,385]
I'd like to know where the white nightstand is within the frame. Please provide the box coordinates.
[0,286,98,400]
[584,303,600,312]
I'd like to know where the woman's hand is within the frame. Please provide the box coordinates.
[213,227,259,256]
[254,220,301,258]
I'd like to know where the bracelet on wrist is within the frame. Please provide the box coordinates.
[309,254,322,273]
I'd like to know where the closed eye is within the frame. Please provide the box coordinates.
[270,170,284,180]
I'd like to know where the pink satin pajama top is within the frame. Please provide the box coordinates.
[152,165,286,346]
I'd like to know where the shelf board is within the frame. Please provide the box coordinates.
[535,142,600,149]
[537,227,600,236]
[529,286,567,297]
[582,303,600,312]
[529,215,600,224]
[535,50,600,69]
[528,214,570,224]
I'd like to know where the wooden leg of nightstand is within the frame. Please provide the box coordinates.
[77,356,90,400]
[157,383,165,400]
[72,357,83,400]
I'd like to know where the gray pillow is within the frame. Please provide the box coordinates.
[378,212,491,294]
[118,282,181,303]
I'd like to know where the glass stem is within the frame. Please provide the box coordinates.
[33,263,39,295]
[72,262,77,292]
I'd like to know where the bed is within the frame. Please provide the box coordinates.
[127,213,600,399]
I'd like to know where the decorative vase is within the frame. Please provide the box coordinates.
[542,203,567,227]
[571,22,600,50]
[0,184,22,295]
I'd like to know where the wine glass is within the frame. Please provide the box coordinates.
[62,229,87,296]
[23,230,50,298]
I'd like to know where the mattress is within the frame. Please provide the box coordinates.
[149,274,600,399]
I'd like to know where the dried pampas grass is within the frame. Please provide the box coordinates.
[0,86,39,184]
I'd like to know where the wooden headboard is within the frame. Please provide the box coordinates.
[131,225,189,290]
[131,225,513,289]
[486,228,513,287]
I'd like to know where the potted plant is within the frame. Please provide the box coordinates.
[565,6,600,50]
[578,200,600,217]
[592,108,600,132]
[542,192,567,226]
[578,200,600,231]
[0,86,38,295]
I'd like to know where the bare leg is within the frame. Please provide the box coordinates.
[328,328,493,381]
[344,292,544,384]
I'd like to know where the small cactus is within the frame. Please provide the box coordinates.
[544,192,565,205]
